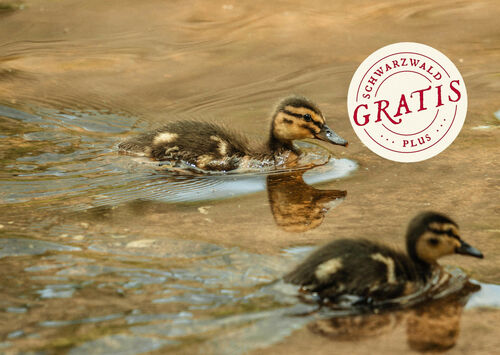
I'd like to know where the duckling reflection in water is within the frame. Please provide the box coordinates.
[406,281,480,352]
[285,212,483,303]
[308,281,479,353]
[118,96,348,172]
[267,170,346,232]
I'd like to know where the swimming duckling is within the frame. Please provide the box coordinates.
[284,212,483,302]
[118,96,348,171]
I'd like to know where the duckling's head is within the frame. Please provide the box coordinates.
[406,212,483,265]
[270,96,348,147]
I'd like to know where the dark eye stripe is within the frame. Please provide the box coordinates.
[428,228,460,239]
[309,119,322,129]
[281,109,323,129]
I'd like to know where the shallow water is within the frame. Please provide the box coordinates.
[0,104,356,208]
[0,0,499,354]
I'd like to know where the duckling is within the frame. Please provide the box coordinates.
[118,96,348,171]
[284,212,483,302]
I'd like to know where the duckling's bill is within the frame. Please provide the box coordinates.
[315,124,348,147]
[456,240,483,258]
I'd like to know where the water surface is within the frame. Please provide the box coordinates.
[0,0,499,354]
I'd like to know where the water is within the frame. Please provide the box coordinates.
[0,104,356,209]
[0,0,499,354]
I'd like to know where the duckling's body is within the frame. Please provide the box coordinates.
[284,212,483,302]
[119,120,292,171]
[285,238,419,300]
[118,96,347,171]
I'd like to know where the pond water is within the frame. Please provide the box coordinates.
[0,0,499,354]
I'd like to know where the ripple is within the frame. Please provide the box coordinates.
[0,1,497,354]
[69,334,176,355]
[0,232,495,355]
[0,238,80,258]
[0,105,356,210]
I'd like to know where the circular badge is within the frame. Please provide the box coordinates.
[347,42,467,162]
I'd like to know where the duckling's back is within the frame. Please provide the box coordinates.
[119,121,255,171]
[284,239,420,300]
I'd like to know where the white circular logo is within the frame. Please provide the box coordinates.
[347,42,467,162]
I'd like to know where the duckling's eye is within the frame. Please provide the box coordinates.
[303,114,312,122]
[428,238,440,246]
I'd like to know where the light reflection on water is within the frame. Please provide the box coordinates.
[0,103,354,353]
[0,0,498,352]
[0,97,495,355]
[0,235,496,355]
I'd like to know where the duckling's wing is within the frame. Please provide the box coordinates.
[284,239,367,287]
[325,251,408,300]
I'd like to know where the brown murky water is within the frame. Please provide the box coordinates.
[0,0,499,354]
